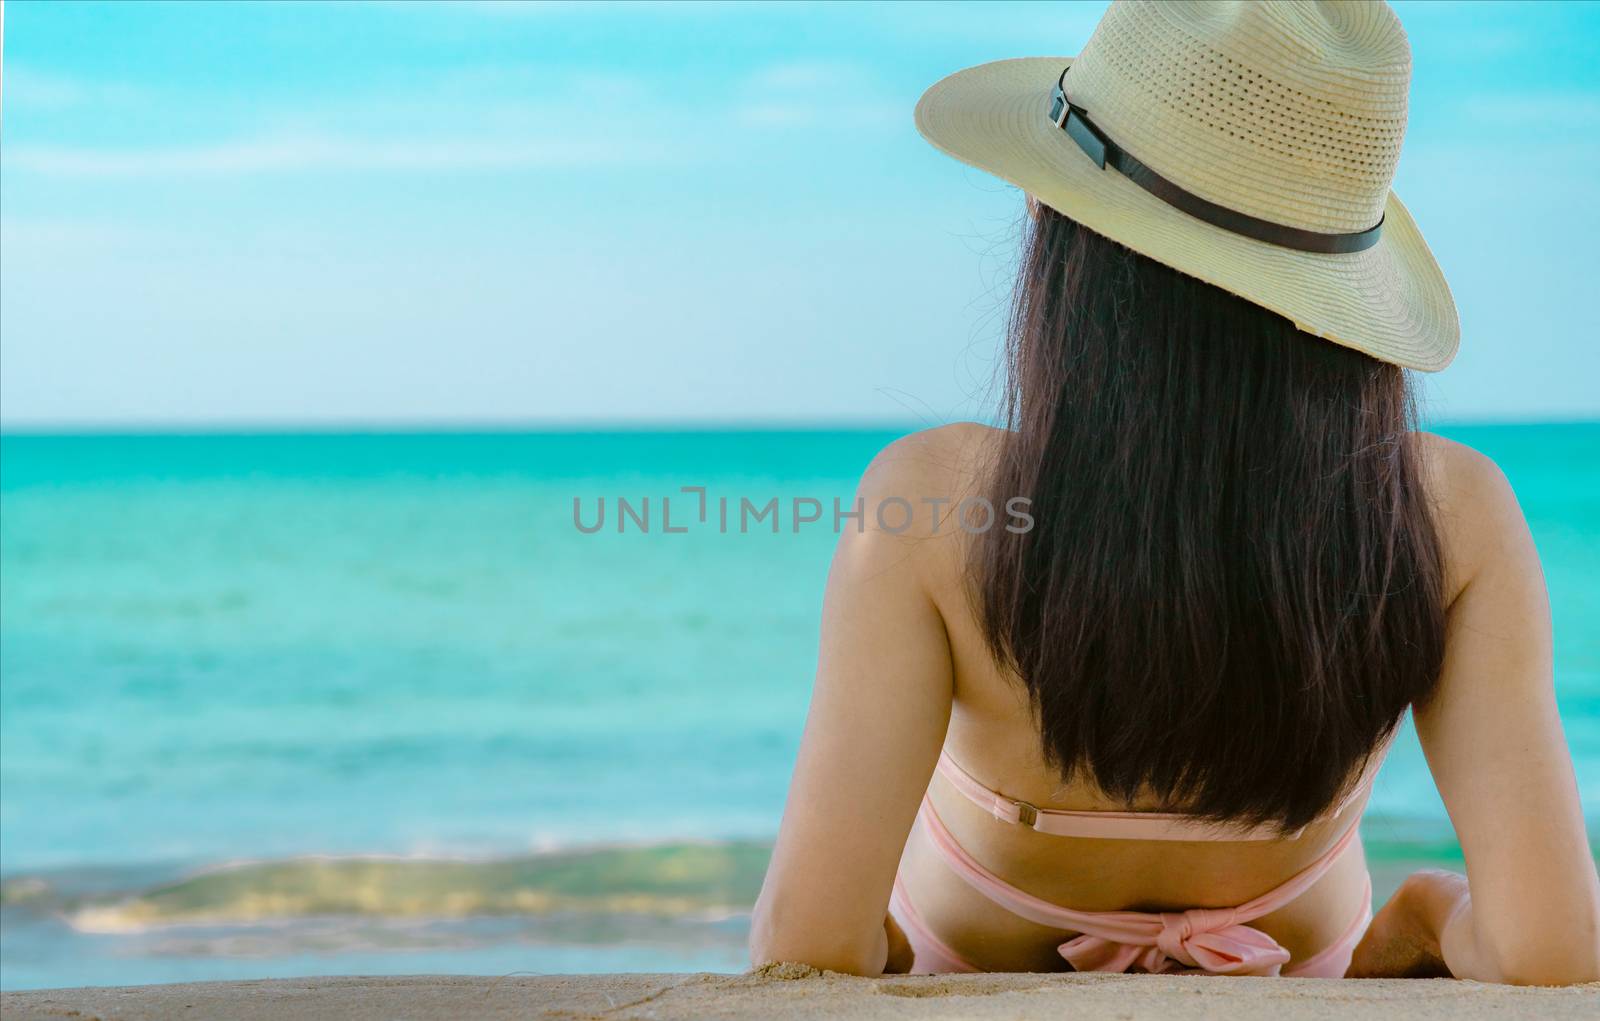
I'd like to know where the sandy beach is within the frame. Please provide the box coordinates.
[5,969,1599,1020]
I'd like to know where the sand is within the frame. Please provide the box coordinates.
[5,969,1598,1020]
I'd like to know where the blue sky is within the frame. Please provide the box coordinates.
[2,0,1597,427]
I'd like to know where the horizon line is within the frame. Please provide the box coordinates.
[2,414,1598,438]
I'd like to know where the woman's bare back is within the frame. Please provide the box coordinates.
[884,423,1380,969]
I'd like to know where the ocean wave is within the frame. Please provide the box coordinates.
[0,840,771,935]
[0,818,1494,938]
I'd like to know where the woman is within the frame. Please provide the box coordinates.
[750,1,1599,984]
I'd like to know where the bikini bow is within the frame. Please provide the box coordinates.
[1055,907,1292,976]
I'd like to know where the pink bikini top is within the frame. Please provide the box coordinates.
[912,748,1386,975]
[935,748,1379,842]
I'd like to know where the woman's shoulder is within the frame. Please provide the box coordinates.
[856,423,1005,531]
[1413,431,1532,602]
[837,424,1007,591]
[861,422,1003,490]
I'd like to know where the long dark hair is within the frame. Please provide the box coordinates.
[973,207,1447,832]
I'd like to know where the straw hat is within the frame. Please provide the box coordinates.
[915,0,1458,371]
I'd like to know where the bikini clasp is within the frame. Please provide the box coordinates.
[1013,800,1039,828]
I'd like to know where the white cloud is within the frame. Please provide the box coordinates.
[746,60,870,92]
[1460,91,1600,129]
[1,65,153,111]
[1,54,905,179]
[2,134,682,177]
[732,60,900,129]
[388,0,740,18]
[732,100,899,128]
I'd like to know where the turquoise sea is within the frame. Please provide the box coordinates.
[1,424,1596,990]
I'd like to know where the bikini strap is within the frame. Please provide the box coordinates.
[935,749,1381,842]
[935,751,1292,841]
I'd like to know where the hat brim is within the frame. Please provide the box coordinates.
[916,57,1459,372]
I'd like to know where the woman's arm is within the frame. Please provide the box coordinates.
[749,437,958,975]
[1354,443,1600,984]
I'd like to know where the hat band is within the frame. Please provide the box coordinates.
[1048,72,1383,255]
